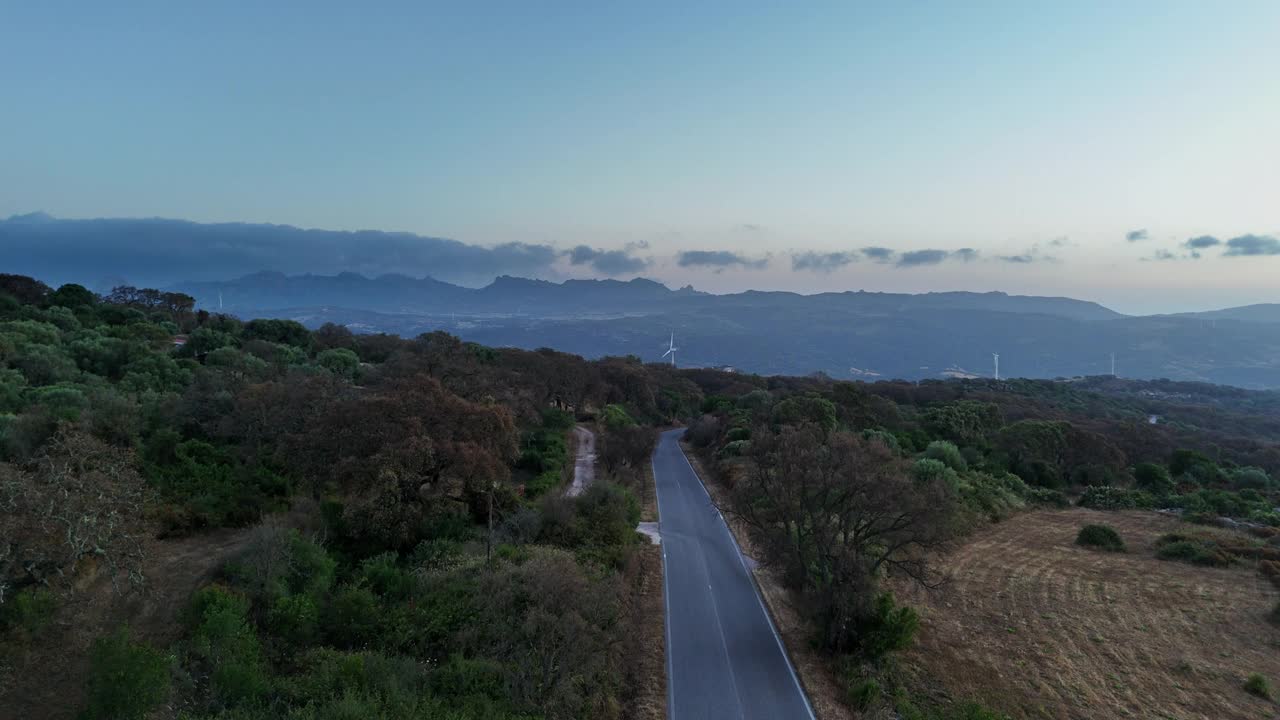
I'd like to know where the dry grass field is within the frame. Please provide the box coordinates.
[896,509,1280,720]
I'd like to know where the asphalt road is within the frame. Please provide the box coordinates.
[654,428,815,720]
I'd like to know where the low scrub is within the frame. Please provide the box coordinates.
[1078,486,1154,510]
[83,627,171,720]
[1155,534,1234,568]
[1244,673,1272,700]
[1075,524,1125,552]
[0,586,57,639]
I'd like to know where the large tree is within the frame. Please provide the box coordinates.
[732,425,956,652]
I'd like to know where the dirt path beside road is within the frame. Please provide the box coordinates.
[567,424,596,497]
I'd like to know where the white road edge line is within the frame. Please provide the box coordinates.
[652,451,676,720]
[673,433,818,720]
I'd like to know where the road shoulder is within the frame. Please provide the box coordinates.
[679,441,854,720]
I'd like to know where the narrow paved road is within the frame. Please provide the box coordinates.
[654,428,814,720]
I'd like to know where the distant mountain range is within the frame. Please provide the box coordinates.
[1170,304,1280,324]
[176,271,705,317]
[174,271,1113,321]
[5,211,1279,388]
[172,271,1280,390]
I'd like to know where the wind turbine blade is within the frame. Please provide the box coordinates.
[662,348,673,358]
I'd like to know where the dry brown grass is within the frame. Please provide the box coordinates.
[638,457,659,523]
[622,543,667,720]
[894,508,1280,720]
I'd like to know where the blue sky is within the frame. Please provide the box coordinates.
[2,2,1278,313]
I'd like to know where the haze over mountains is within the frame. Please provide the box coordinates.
[6,212,1280,389]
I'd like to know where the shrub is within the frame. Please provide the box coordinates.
[1244,673,1271,700]
[83,627,170,720]
[1025,487,1069,507]
[1155,535,1234,568]
[848,677,882,710]
[856,593,920,660]
[1133,462,1175,496]
[1078,486,1154,510]
[1076,524,1125,552]
[267,594,319,645]
[524,470,561,498]
[924,440,968,471]
[358,552,416,602]
[186,585,270,707]
[0,586,57,638]
[322,585,382,649]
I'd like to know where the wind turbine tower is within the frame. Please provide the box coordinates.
[662,333,678,367]
[1110,352,1116,377]
[993,352,1000,381]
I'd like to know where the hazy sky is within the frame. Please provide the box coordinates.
[2,2,1278,314]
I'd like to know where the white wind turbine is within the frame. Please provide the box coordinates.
[662,332,678,367]
[992,352,1000,381]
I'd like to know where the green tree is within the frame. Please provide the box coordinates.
[771,394,838,433]
[48,283,97,309]
[1133,462,1174,495]
[317,348,360,379]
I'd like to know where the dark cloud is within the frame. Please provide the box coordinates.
[676,250,769,270]
[1223,234,1280,257]
[1151,249,1178,261]
[861,246,895,263]
[895,248,977,267]
[998,254,1033,264]
[566,245,650,275]
[737,223,763,232]
[896,250,949,267]
[1048,236,1070,247]
[1183,235,1221,250]
[0,213,562,288]
[791,251,859,272]
[1125,229,1149,242]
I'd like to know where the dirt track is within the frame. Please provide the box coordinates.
[567,425,596,497]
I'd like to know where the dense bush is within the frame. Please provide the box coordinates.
[1244,673,1272,700]
[83,627,170,720]
[1076,524,1125,552]
[856,593,920,661]
[1155,534,1235,567]
[1078,486,1154,510]
[923,440,968,471]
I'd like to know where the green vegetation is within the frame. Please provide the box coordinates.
[0,273,703,718]
[83,627,171,720]
[1155,533,1235,567]
[1076,524,1126,552]
[4,270,1280,718]
[1244,673,1272,700]
[0,586,56,639]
